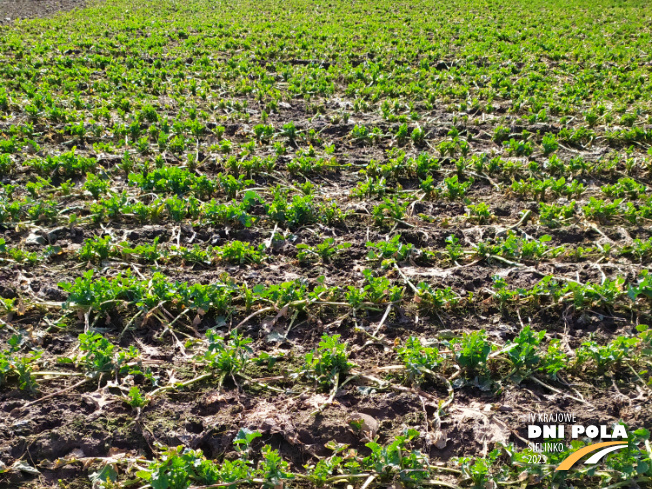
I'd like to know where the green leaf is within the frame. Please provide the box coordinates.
[234,428,261,447]
[90,464,118,485]
[8,334,20,349]
[349,419,363,431]
[405,428,420,440]
[136,470,152,480]
[365,441,382,452]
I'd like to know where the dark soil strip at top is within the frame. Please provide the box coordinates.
[0,0,89,23]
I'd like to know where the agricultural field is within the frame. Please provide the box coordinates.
[1,0,652,487]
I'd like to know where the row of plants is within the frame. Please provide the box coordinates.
[4,313,651,415]
[85,426,652,489]
[78,236,265,265]
[71,231,652,268]
[120,428,652,489]
[53,267,652,324]
[4,138,651,193]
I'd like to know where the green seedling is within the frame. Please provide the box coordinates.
[397,336,443,384]
[602,177,647,199]
[539,201,576,228]
[125,385,148,408]
[297,238,351,263]
[454,330,491,375]
[78,235,113,262]
[445,234,463,262]
[216,240,265,264]
[466,202,493,223]
[372,196,408,225]
[541,132,559,155]
[78,332,139,379]
[303,334,354,386]
[203,330,253,378]
[441,175,473,200]
[366,235,413,263]
[415,282,460,311]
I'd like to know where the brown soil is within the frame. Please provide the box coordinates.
[0,0,87,23]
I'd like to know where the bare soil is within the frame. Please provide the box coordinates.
[0,0,87,23]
